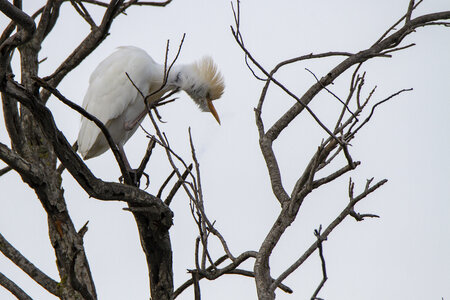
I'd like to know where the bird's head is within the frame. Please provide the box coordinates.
[182,56,225,124]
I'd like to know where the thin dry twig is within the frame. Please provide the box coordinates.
[164,164,193,205]
[310,226,328,300]
[373,0,423,45]
[70,0,97,28]
[305,68,357,120]
[348,88,413,140]
[188,128,236,262]
[231,10,343,145]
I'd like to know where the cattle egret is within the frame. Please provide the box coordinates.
[77,46,224,162]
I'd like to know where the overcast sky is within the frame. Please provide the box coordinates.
[1,1,449,299]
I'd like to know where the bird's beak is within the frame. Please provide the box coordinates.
[207,99,221,125]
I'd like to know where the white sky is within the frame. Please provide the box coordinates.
[1,1,449,299]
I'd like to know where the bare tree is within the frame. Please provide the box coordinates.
[227,1,450,299]
[0,1,449,300]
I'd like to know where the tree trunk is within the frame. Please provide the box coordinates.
[16,43,97,300]
[127,199,174,299]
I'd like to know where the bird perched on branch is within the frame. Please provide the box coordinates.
[77,46,224,165]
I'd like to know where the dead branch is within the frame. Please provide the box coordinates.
[40,0,125,102]
[0,165,12,176]
[0,232,59,296]
[348,88,413,140]
[310,226,328,300]
[0,272,32,300]
[305,67,357,120]
[270,178,387,293]
[164,164,193,205]
[0,0,35,55]
[70,0,97,28]
[0,142,42,185]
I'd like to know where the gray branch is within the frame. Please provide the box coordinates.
[0,232,59,296]
[0,272,32,300]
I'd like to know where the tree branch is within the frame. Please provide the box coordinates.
[0,232,60,296]
[70,0,97,28]
[0,0,35,34]
[0,272,33,300]
[270,178,387,292]
[0,142,43,186]
[0,165,12,176]
[173,251,258,299]
[41,0,125,103]
[0,0,36,68]
[310,226,327,300]
[263,11,450,143]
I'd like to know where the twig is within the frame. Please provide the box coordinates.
[405,0,415,24]
[305,68,357,120]
[189,128,236,261]
[70,0,97,28]
[348,88,413,139]
[380,43,416,56]
[146,113,195,189]
[164,164,193,205]
[226,269,293,294]
[310,226,328,300]
[373,0,423,45]
[76,0,108,7]
[119,0,173,13]
[158,170,176,198]
[145,34,186,106]
[191,270,201,300]
[230,1,264,81]
[231,1,344,146]
[0,166,12,177]
[348,178,381,221]
[77,220,89,238]
[334,64,363,133]
[173,251,257,299]
[194,237,201,272]
[313,161,361,189]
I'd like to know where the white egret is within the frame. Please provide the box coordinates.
[77,46,224,164]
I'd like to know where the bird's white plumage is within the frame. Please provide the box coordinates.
[77,46,224,160]
[78,47,163,159]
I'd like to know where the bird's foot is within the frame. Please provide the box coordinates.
[119,169,150,189]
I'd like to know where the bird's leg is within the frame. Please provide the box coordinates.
[118,145,149,188]
[124,109,147,131]
[118,145,133,171]
[118,145,138,186]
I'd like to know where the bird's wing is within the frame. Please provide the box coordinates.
[77,47,156,158]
